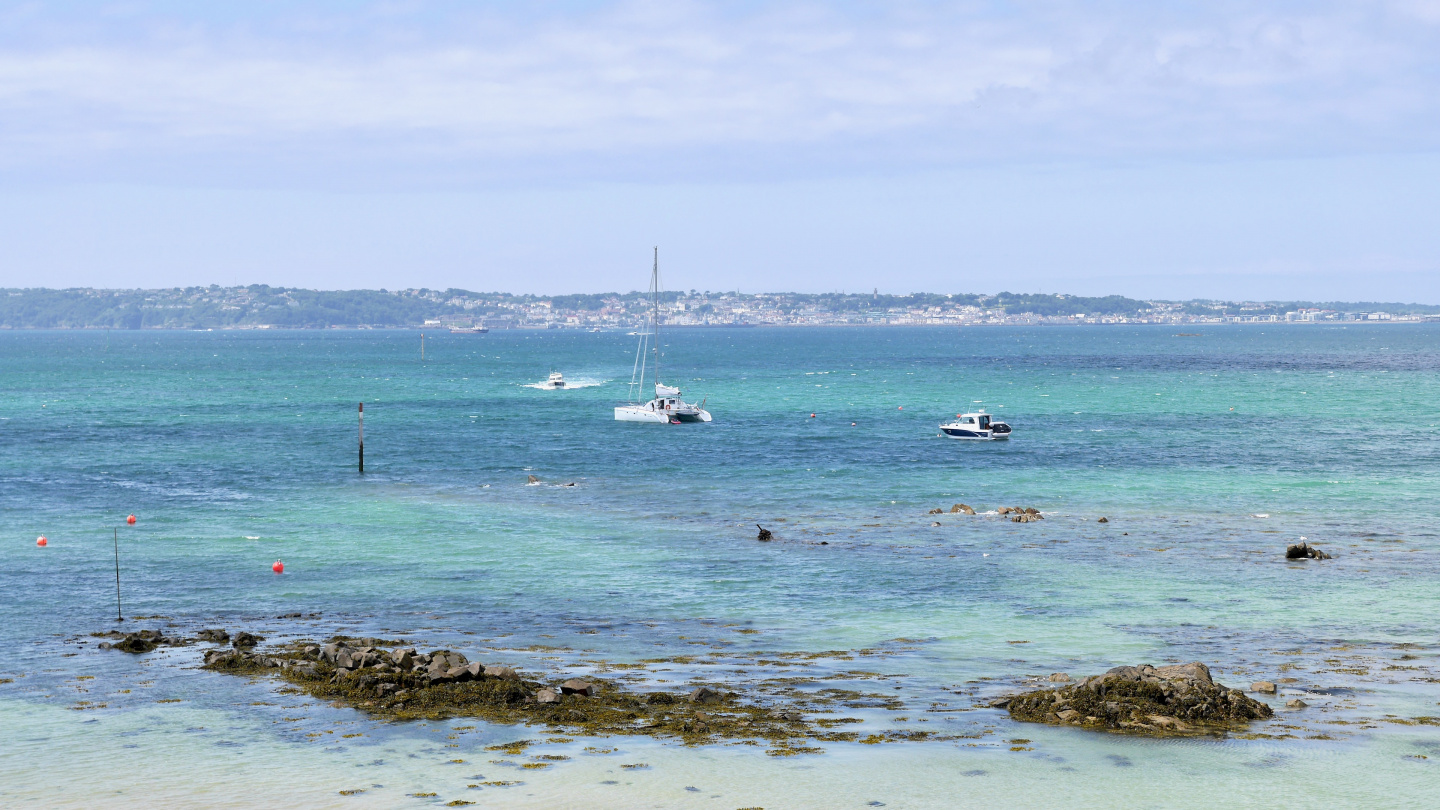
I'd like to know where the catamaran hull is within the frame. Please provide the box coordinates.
[614,406,712,423]
[615,406,669,423]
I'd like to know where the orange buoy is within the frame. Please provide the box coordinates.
[37,536,47,547]
[898,406,903,410]
[810,413,815,418]
[272,560,284,574]
[126,514,137,525]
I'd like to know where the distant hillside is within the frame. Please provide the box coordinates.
[0,286,1435,329]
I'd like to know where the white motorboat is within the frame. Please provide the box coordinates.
[539,371,566,389]
[615,248,712,424]
[449,324,489,334]
[939,411,1011,440]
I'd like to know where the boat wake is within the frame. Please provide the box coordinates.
[522,378,607,390]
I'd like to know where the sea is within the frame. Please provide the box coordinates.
[1,325,1438,808]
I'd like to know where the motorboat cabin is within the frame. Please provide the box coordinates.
[939,411,1011,440]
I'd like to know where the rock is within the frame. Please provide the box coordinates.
[997,507,1015,515]
[377,683,397,697]
[232,632,263,649]
[427,670,456,686]
[928,508,944,515]
[1250,681,1277,694]
[320,643,341,663]
[756,525,773,541]
[527,474,540,484]
[1286,541,1332,560]
[932,521,941,527]
[1012,512,1043,523]
[114,633,159,654]
[1008,661,1273,734]
[951,504,976,515]
[390,648,416,669]
[1285,699,1308,709]
[462,662,485,680]
[1048,673,1071,683]
[335,650,356,669]
[536,688,560,704]
[484,665,519,680]
[644,692,676,705]
[447,666,473,683]
[688,686,722,705]
[560,679,595,696]
[197,629,229,643]
[1097,517,1109,523]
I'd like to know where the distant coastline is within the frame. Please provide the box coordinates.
[3,286,1437,330]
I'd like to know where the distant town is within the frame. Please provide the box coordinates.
[2,286,1437,330]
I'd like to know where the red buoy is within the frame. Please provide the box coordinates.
[272,560,284,574]
[898,406,903,410]
[810,413,816,418]
[37,536,47,547]
[126,514,137,525]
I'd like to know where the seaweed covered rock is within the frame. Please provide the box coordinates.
[1286,541,1331,560]
[1004,662,1272,734]
[98,629,186,653]
[756,525,773,541]
[951,504,976,515]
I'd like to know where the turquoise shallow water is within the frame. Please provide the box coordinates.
[2,325,1439,808]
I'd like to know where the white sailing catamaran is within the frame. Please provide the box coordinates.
[614,248,712,424]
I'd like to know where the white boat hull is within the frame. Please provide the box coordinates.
[615,405,669,423]
[615,400,712,423]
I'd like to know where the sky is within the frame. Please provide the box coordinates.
[0,1,1438,301]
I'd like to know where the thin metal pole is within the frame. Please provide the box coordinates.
[358,402,365,473]
[113,527,123,622]
[421,333,424,361]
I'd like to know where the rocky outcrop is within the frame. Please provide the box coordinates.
[1286,542,1331,560]
[97,629,187,653]
[998,506,1043,522]
[951,504,976,515]
[927,508,944,515]
[196,628,230,643]
[1097,517,1109,523]
[527,474,540,484]
[1003,662,1273,735]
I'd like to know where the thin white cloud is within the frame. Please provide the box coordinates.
[0,1,1436,180]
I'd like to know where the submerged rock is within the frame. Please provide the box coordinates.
[232,632,264,649]
[197,628,230,643]
[1250,681,1277,694]
[951,504,976,515]
[1286,542,1332,560]
[1285,699,1308,709]
[527,474,540,484]
[756,525,773,541]
[1006,661,1273,735]
[1011,512,1043,523]
[1097,517,1109,523]
[928,508,944,515]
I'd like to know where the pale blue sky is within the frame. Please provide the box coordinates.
[1,1,1438,300]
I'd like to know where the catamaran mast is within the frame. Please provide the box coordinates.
[652,247,660,390]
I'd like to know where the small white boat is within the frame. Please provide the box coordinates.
[538,371,566,389]
[615,248,712,424]
[939,411,1011,440]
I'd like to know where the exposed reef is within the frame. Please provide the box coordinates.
[1000,662,1273,735]
[199,634,896,749]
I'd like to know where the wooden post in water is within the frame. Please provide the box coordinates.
[358,402,365,474]
[113,527,123,622]
[421,332,425,361]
